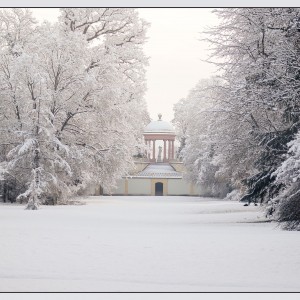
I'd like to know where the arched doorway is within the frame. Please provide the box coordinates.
[155,182,163,196]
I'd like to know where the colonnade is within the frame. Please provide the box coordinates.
[145,139,175,162]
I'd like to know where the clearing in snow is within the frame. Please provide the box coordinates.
[0,196,300,292]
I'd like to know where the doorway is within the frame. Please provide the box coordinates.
[155,182,163,196]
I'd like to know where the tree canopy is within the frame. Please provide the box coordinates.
[0,8,149,209]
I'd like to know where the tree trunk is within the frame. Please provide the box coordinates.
[26,147,41,210]
[3,181,7,203]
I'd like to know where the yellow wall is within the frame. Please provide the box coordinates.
[103,177,201,196]
[128,178,151,195]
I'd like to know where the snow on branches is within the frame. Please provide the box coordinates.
[0,8,149,209]
[174,8,300,228]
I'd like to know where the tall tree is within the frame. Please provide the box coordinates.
[173,78,231,197]
[175,9,300,222]
[0,8,149,209]
[201,9,300,205]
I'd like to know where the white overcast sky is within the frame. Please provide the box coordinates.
[31,8,219,122]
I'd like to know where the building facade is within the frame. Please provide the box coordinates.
[103,114,201,196]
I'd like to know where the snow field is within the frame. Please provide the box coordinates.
[0,196,300,292]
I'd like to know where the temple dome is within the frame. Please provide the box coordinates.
[144,114,175,133]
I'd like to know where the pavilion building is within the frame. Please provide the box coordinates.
[103,114,201,196]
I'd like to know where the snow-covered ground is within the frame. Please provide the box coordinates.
[0,196,300,292]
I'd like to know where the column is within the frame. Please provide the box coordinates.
[168,140,171,160]
[163,140,166,161]
[147,140,151,160]
[153,140,156,161]
[172,140,174,160]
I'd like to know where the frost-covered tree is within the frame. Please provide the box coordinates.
[173,98,189,160]
[0,8,149,209]
[269,133,300,229]
[175,9,300,217]
[173,78,231,197]
[204,8,300,206]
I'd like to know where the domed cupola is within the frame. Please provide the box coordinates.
[144,113,175,134]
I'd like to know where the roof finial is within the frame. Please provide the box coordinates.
[158,113,162,121]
